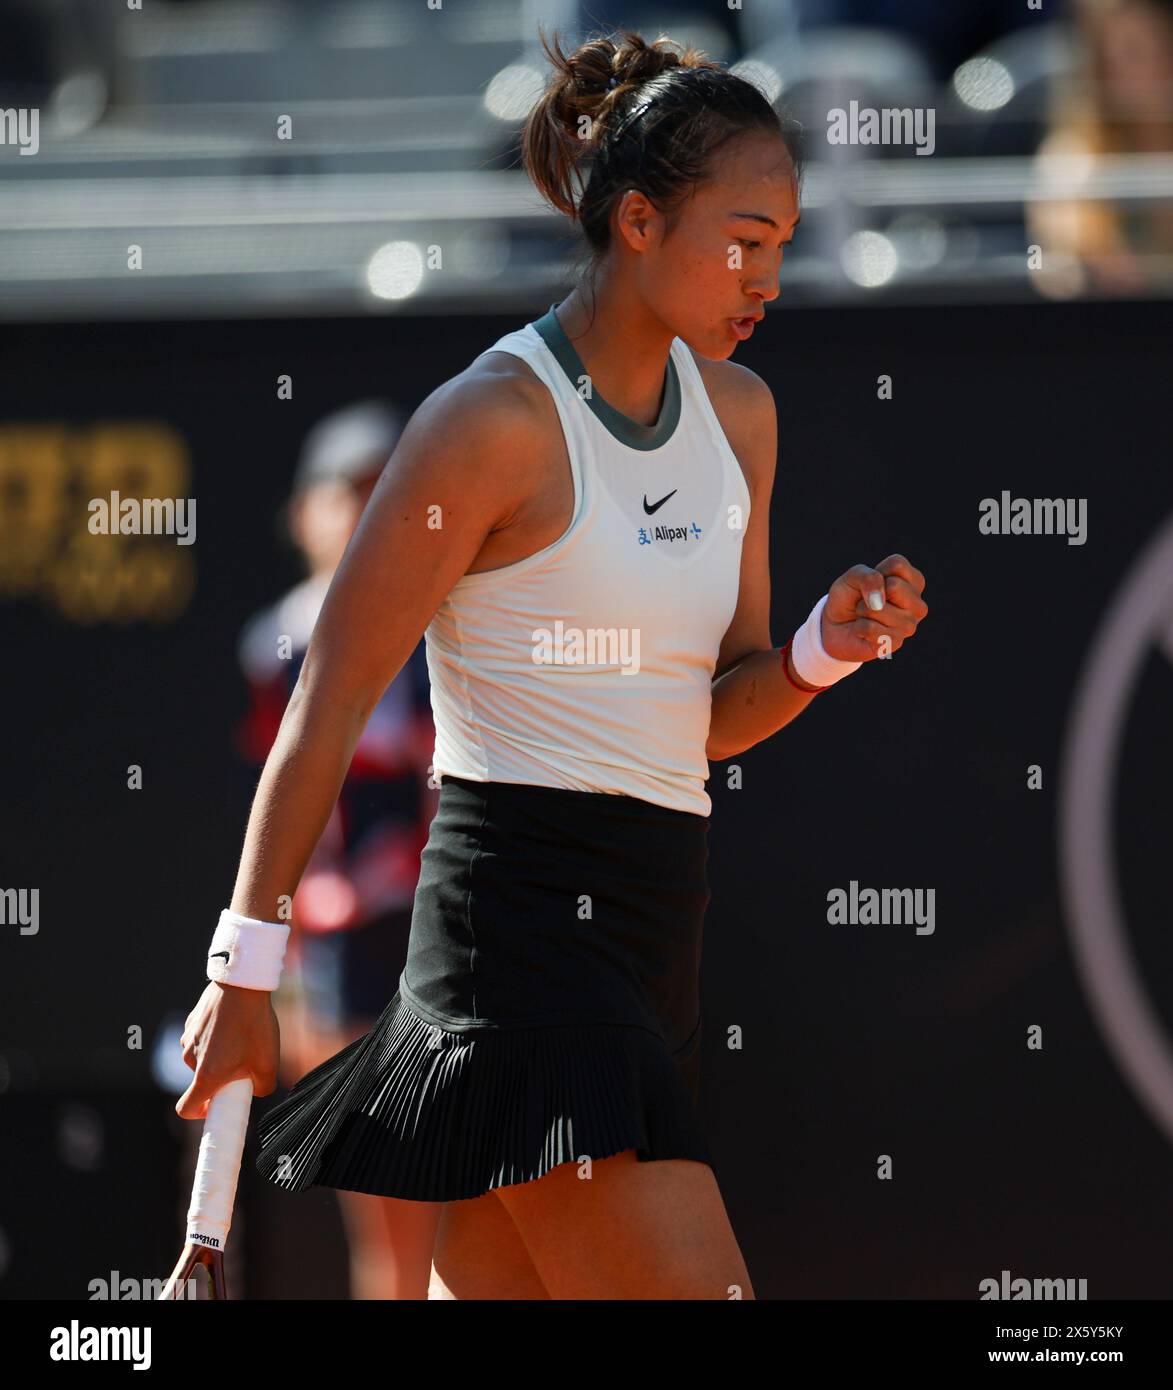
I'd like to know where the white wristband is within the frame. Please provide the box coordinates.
[207,909,290,992]
[790,593,863,689]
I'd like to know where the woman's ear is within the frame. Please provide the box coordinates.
[615,189,659,251]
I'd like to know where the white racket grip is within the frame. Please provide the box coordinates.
[185,1077,253,1252]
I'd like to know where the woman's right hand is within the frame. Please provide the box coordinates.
[175,980,281,1120]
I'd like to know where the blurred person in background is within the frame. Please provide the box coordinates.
[235,401,440,1299]
[1031,0,1173,295]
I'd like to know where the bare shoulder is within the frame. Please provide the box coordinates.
[388,348,560,498]
[457,347,560,435]
[408,350,558,469]
[690,351,775,417]
[688,349,777,495]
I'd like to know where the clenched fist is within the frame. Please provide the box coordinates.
[820,554,928,664]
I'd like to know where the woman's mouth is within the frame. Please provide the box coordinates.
[730,316,758,341]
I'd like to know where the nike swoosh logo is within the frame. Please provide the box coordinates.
[643,490,677,515]
[209,951,230,962]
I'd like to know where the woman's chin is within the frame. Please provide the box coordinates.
[678,328,736,362]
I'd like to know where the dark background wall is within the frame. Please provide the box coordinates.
[2,300,1171,1298]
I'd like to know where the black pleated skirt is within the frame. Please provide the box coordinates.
[254,774,713,1203]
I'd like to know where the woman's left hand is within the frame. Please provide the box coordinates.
[820,554,928,664]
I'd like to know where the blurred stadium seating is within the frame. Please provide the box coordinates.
[2,0,1172,319]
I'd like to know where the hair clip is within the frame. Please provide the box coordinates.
[607,75,619,89]
[607,94,654,143]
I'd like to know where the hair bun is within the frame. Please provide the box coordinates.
[606,32,690,95]
[521,24,768,225]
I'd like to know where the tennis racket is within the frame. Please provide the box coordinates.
[159,1077,253,1300]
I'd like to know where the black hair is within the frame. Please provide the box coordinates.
[522,27,803,291]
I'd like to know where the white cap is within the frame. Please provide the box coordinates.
[292,399,405,494]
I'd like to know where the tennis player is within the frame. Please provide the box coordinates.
[178,28,928,1300]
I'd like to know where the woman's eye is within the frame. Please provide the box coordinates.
[739,239,761,251]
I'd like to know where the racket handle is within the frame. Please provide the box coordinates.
[184,1077,253,1252]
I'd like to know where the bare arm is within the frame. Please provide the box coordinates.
[706,367,817,762]
[705,369,928,762]
[229,374,546,921]
[710,556,927,762]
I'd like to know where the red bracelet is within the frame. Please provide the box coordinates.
[779,637,829,694]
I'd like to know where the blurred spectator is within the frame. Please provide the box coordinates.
[235,399,440,1300]
[1030,0,1173,296]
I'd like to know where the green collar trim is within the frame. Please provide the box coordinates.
[532,303,682,451]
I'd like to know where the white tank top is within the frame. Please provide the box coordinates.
[424,304,751,816]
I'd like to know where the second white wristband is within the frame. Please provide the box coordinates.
[206,909,290,992]
[790,593,863,689]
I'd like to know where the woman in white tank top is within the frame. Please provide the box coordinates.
[185,27,928,1301]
